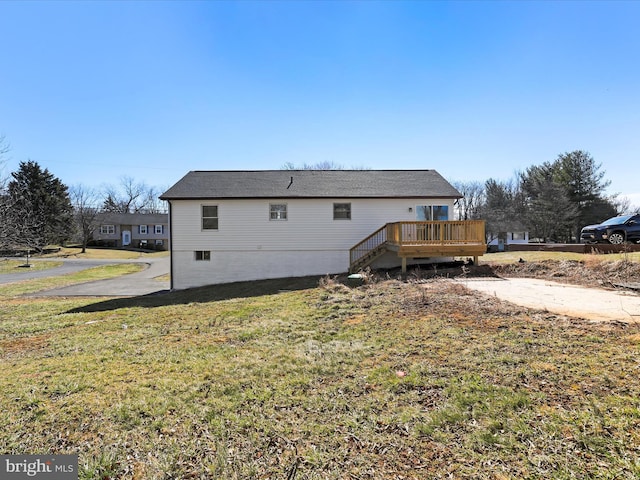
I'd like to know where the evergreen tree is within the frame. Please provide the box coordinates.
[520,163,578,242]
[7,160,73,250]
[553,150,616,239]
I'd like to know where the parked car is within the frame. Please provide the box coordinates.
[580,214,640,244]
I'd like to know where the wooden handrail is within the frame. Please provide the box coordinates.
[350,224,387,265]
[349,220,486,268]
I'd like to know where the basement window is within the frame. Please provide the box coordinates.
[333,203,351,220]
[195,250,211,261]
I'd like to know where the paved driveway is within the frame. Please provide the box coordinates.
[457,277,640,323]
[2,256,170,297]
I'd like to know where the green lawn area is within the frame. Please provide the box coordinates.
[44,246,170,260]
[0,259,63,274]
[1,273,639,479]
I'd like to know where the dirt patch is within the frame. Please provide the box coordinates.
[0,333,50,357]
[361,259,640,324]
[490,258,640,290]
[376,259,640,290]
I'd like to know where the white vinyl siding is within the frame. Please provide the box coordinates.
[170,198,456,288]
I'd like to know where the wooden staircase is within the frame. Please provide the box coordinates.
[349,225,389,273]
[349,221,487,273]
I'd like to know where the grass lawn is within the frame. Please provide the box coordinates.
[0,259,63,274]
[43,247,170,260]
[1,272,639,479]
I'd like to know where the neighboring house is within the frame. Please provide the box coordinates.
[487,231,530,251]
[92,212,170,250]
[161,170,485,290]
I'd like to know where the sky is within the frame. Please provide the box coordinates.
[1,0,639,207]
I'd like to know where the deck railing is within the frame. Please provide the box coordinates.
[386,220,486,246]
[349,220,486,270]
[349,224,388,266]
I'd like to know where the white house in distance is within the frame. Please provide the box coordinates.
[160,170,485,290]
[487,231,530,251]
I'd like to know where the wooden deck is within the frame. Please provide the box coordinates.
[349,220,486,273]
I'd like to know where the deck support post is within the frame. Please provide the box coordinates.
[401,256,407,273]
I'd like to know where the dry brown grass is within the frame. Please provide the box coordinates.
[1,261,639,479]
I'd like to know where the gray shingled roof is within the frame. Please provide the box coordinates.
[160,170,461,199]
[98,212,168,224]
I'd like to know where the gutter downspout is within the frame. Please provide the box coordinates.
[167,200,174,291]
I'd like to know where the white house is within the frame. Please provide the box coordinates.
[487,231,530,251]
[160,170,477,290]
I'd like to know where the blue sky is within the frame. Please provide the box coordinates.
[1,0,639,206]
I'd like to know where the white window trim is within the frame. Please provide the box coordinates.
[333,203,351,220]
[100,225,115,235]
[269,203,288,221]
[202,205,219,230]
[154,225,163,234]
[139,225,148,235]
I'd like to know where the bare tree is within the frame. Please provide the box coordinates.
[478,177,527,242]
[101,176,166,213]
[0,134,9,188]
[281,161,370,170]
[0,136,14,251]
[70,184,101,253]
[452,180,484,220]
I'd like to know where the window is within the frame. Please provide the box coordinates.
[431,205,448,221]
[511,232,526,241]
[155,225,163,234]
[139,225,148,235]
[100,225,115,235]
[155,239,164,246]
[416,205,449,221]
[333,203,351,220]
[195,250,211,261]
[202,205,218,230]
[270,204,287,220]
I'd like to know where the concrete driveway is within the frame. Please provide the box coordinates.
[2,256,170,297]
[457,277,640,323]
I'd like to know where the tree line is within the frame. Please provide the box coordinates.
[0,136,166,253]
[1,135,634,254]
[453,150,636,243]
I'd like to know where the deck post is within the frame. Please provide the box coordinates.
[401,256,407,273]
